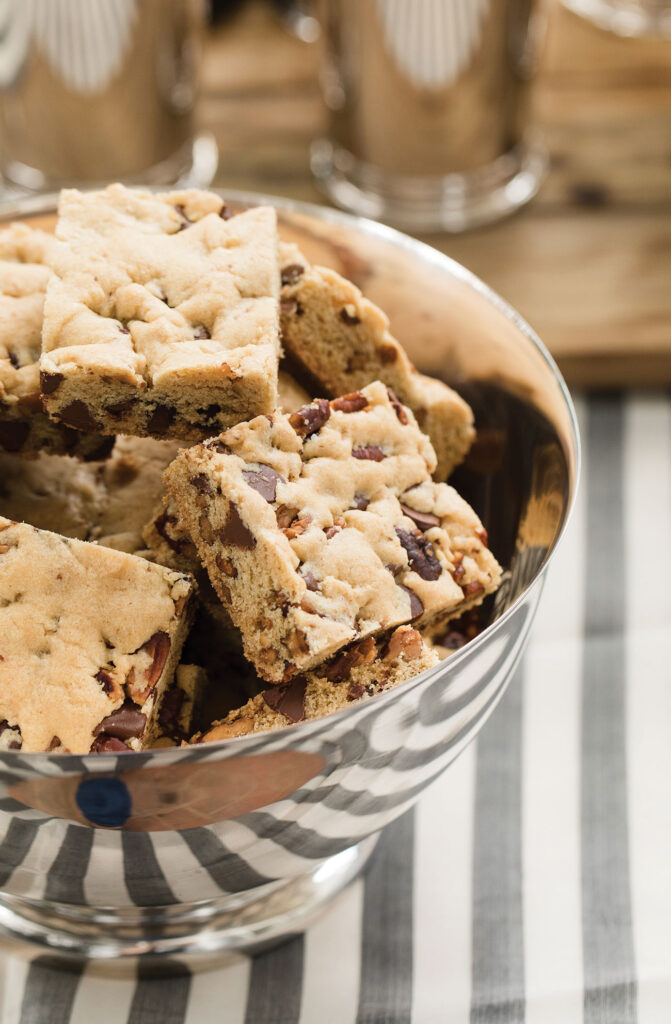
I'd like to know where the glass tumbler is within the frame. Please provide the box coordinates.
[0,0,218,192]
[311,0,548,232]
[563,0,671,36]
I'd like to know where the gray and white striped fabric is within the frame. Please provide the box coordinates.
[1,392,669,1023]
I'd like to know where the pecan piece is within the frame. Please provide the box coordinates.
[325,637,377,682]
[281,263,304,286]
[399,503,440,531]
[283,515,312,540]
[128,631,171,703]
[352,445,385,461]
[395,527,442,581]
[331,391,368,413]
[289,399,331,438]
[383,628,423,662]
[276,505,299,529]
[463,580,485,597]
[387,388,408,425]
[201,718,254,742]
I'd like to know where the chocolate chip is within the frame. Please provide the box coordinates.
[106,399,134,417]
[0,719,22,749]
[397,584,424,619]
[94,699,146,740]
[387,388,408,425]
[399,503,440,531]
[352,493,369,511]
[158,686,186,740]
[378,344,398,364]
[147,404,175,435]
[90,734,129,753]
[347,681,365,701]
[205,439,232,455]
[243,464,284,502]
[190,473,215,497]
[58,401,100,432]
[289,399,331,438]
[440,631,468,650]
[331,391,368,413]
[95,669,115,695]
[383,627,423,661]
[40,370,64,395]
[299,568,319,591]
[281,263,304,286]
[385,562,404,577]
[340,308,361,325]
[174,203,191,229]
[276,505,299,529]
[118,324,130,335]
[193,325,210,340]
[8,351,19,369]
[395,527,442,580]
[220,501,256,549]
[262,676,308,722]
[280,298,300,316]
[219,202,233,220]
[0,420,29,452]
[154,512,185,554]
[140,632,171,691]
[352,445,385,461]
[325,637,377,682]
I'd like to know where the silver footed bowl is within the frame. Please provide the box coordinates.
[0,191,579,964]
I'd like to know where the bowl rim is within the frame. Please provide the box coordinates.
[0,187,581,764]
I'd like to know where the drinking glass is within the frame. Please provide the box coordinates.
[311,0,548,232]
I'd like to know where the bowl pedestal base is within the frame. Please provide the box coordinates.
[0,834,379,966]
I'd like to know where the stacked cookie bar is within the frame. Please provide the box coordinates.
[0,184,501,753]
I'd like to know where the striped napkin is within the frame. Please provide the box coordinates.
[1,393,669,1024]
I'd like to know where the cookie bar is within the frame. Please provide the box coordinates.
[0,224,113,460]
[164,380,501,683]
[41,184,281,441]
[151,664,207,748]
[279,242,474,480]
[0,517,194,753]
[191,626,438,742]
[0,436,181,554]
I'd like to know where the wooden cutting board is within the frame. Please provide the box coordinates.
[197,0,671,389]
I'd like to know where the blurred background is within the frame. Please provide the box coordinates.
[0,0,669,391]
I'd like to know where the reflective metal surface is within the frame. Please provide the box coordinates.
[0,191,579,962]
[312,0,548,231]
[0,0,217,191]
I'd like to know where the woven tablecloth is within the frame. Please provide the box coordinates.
[1,392,669,1024]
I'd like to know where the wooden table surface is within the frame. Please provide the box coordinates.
[198,0,671,389]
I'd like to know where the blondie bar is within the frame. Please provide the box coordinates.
[279,243,474,480]
[191,626,437,741]
[164,381,500,683]
[0,518,194,753]
[0,224,113,460]
[41,185,281,440]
